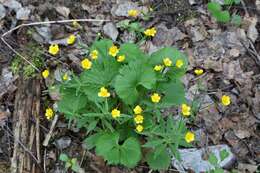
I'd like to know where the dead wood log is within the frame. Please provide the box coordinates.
[11,77,42,173]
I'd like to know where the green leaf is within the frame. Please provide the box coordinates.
[224,0,234,5]
[207,2,222,13]
[220,149,229,161]
[84,132,104,150]
[214,10,231,23]
[87,120,98,134]
[57,89,88,119]
[71,164,80,172]
[118,43,147,63]
[143,139,164,148]
[157,79,185,107]
[146,147,171,170]
[149,47,188,70]
[65,162,72,168]
[80,57,120,102]
[95,132,119,157]
[215,168,225,173]
[91,39,113,59]
[95,133,141,168]
[115,59,156,105]
[120,137,142,168]
[231,14,241,26]
[208,153,218,166]
[59,154,69,162]
[234,0,241,4]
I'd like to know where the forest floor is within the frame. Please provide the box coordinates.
[0,0,259,172]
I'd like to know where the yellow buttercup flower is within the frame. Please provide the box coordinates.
[81,58,92,70]
[134,114,144,124]
[194,69,204,75]
[128,9,139,17]
[151,93,161,103]
[185,131,195,143]
[98,87,110,98]
[90,50,98,60]
[154,65,163,71]
[67,34,76,45]
[163,58,172,67]
[48,44,59,55]
[136,125,144,133]
[63,73,68,81]
[111,108,120,118]
[176,59,184,68]
[42,69,49,78]
[133,105,143,114]
[117,55,125,62]
[181,104,191,117]
[144,27,157,37]
[45,108,54,120]
[72,20,80,28]
[109,45,119,57]
[221,95,231,106]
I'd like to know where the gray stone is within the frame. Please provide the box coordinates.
[35,25,51,42]
[16,7,30,20]
[0,4,6,20]
[191,27,205,42]
[112,1,138,17]
[3,0,21,12]
[172,144,235,173]
[55,6,70,18]
[92,14,105,26]
[153,24,187,46]
[55,137,71,149]
[103,22,119,41]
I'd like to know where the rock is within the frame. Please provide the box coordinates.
[189,0,196,5]
[112,1,147,17]
[16,7,30,20]
[55,137,71,150]
[3,0,21,12]
[0,4,6,20]
[0,68,16,99]
[190,27,206,42]
[35,24,51,43]
[103,22,118,41]
[247,17,258,43]
[55,6,70,18]
[153,24,187,46]
[92,14,105,26]
[172,145,235,173]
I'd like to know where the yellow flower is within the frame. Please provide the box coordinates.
[42,69,49,78]
[144,27,157,37]
[176,59,184,68]
[151,93,161,103]
[117,55,125,62]
[111,108,120,118]
[194,69,204,75]
[90,50,98,60]
[136,125,144,133]
[133,105,143,114]
[154,65,163,71]
[185,131,195,143]
[98,87,110,98]
[128,9,139,17]
[67,34,76,45]
[48,44,59,55]
[109,45,119,57]
[72,20,80,28]
[63,73,68,81]
[45,108,54,120]
[163,58,172,67]
[221,95,231,106]
[81,58,92,70]
[181,104,191,117]
[134,114,144,124]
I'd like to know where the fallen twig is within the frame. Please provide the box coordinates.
[43,114,59,147]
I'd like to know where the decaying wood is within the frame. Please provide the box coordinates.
[11,78,42,173]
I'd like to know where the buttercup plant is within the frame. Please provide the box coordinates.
[57,38,194,170]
